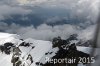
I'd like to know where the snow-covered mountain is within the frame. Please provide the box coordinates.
[0,32,99,66]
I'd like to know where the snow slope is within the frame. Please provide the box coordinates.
[0,32,20,45]
[0,32,99,66]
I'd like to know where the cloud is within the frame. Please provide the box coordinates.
[4,23,79,40]
[45,16,66,23]
[76,0,100,22]
[18,0,99,24]
[78,25,96,40]
[0,0,99,24]
[0,5,32,20]
[0,22,96,41]
[0,0,18,5]
[0,0,98,41]
[0,0,32,20]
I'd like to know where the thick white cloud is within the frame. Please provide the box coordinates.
[78,25,96,40]
[5,23,79,40]
[0,22,96,41]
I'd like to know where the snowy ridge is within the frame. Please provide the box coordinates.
[0,32,99,66]
[0,32,20,45]
[0,33,53,66]
[19,39,52,66]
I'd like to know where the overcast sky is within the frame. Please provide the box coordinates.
[0,0,99,41]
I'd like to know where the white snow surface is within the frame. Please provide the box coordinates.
[0,32,21,45]
[0,32,99,66]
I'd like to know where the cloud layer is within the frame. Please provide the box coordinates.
[0,0,99,41]
[0,0,32,20]
[0,0,99,22]
[0,22,96,41]
[18,0,100,26]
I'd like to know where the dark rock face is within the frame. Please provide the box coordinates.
[43,35,90,66]
[0,42,15,54]
[43,44,90,66]
[11,47,33,66]
[19,42,32,47]
[36,62,43,66]
[52,34,78,48]
[11,56,22,66]
[0,45,4,53]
